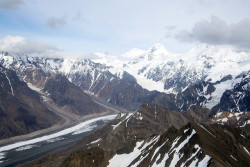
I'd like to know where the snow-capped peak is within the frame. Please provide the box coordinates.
[120,48,145,59]
[107,43,250,95]
[145,43,171,61]
[148,43,166,52]
[188,44,248,62]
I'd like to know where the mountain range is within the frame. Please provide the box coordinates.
[1,44,249,112]
[0,43,250,166]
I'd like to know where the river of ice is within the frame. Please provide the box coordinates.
[0,114,117,163]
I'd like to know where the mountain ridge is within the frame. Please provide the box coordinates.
[28,104,250,167]
[1,44,250,112]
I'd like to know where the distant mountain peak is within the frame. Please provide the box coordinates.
[146,43,170,61]
[149,43,166,50]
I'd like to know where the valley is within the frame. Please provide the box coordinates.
[1,1,250,166]
[0,114,117,166]
[0,44,249,167]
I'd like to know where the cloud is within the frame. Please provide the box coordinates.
[0,0,24,10]
[46,16,67,29]
[176,16,250,50]
[0,35,93,59]
[0,35,59,57]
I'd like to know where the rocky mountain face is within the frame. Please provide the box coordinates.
[29,104,250,167]
[212,70,250,112]
[0,52,178,111]
[208,111,250,127]
[95,104,188,152]
[106,123,250,167]
[172,75,232,111]
[43,74,108,116]
[0,52,119,114]
[94,44,250,111]
[0,66,61,139]
[0,54,120,140]
[181,106,212,124]
[0,52,151,111]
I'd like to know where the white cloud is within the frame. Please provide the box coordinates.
[0,35,58,54]
[177,16,250,50]
[0,0,24,10]
[0,35,93,59]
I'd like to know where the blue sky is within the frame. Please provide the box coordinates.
[0,0,250,57]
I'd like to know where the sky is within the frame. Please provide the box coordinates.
[0,0,250,58]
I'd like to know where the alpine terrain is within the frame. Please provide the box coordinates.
[0,43,250,167]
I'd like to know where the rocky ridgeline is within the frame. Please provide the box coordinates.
[29,104,250,167]
[1,51,250,112]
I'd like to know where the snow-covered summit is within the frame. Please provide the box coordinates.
[121,48,145,59]
[102,44,250,93]
[145,43,173,61]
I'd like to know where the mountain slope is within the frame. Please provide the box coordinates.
[0,52,176,111]
[107,123,250,167]
[43,74,110,116]
[0,66,61,139]
[208,111,250,127]
[212,70,250,112]
[29,108,250,167]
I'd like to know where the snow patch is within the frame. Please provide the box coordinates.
[27,83,43,93]
[90,138,102,144]
[235,112,243,117]
[0,152,5,163]
[215,112,223,118]
[243,147,250,155]
[151,140,168,161]
[112,121,123,130]
[46,137,65,143]
[4,71,14,96]
[154,130,197,167]
[184,128,190,133]
[180,144,201,167]
[240,120,249,127]
[108,136,159,167]
[228,113,234,117]
[198,155,211,166]
[188,158,199,167]
[230,155,237,161]
[206,80,235,109]
[240,134,246,139]
[15,144,37,151]
[169,129,196,167]
[221,118,228,122]
[199,125,215,138]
